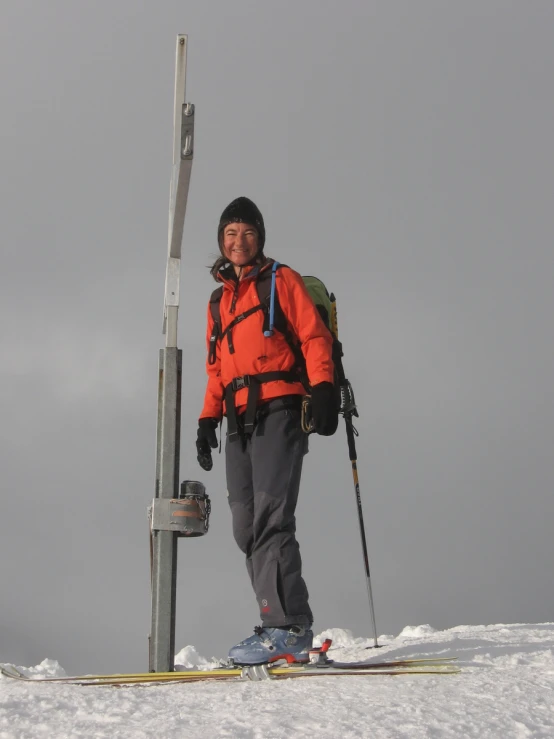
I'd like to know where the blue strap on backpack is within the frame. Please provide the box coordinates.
[263,261,280,337]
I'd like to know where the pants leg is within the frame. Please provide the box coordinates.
[226,406,312,628]
[226,435,255,587]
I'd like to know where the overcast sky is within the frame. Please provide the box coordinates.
[1,0,553,674]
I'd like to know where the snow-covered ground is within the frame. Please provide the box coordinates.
[2,622,553,738]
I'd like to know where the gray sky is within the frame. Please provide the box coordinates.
[1,0,553,674]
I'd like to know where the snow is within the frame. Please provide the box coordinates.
[2,623,554,738]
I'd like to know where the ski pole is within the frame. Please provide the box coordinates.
[330,294,380,648]
[343,409,380,648]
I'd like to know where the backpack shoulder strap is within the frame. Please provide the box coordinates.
[209,285,224,324]
[256,263,308,387]
[208,286,224,365]
[254,262,277,299]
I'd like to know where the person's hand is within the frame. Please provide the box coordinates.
[196,418,219,471]
[310,382,339,436]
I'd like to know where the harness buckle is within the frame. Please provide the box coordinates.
[232,375,251,391]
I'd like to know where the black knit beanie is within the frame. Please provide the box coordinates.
[217,197,265,250]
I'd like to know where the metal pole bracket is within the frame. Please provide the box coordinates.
[181,104,195,159]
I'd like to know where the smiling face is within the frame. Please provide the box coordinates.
[221,222,259,274]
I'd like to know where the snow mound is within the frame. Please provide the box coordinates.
[398,623,437,638]
[314,627,362,648]
[25,658,67,678]
[174,645,219,670]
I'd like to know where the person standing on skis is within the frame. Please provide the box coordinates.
[196,196,338,665]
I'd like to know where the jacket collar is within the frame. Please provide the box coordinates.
[216,258,274,288]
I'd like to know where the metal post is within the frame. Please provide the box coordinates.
[150,348,181,671]
[149,34,195,673]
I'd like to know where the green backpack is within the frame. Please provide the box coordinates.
[301,275,335,335]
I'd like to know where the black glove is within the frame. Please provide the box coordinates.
[310,382,339,436]
[196,418,219,471]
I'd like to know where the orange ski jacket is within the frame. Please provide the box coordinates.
[200,261,334,420]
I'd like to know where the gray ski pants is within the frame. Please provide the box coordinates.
[226,400,313,628]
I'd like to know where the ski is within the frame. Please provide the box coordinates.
[1,657,459,686]
[83,664,460,686]
[320,656,458,670]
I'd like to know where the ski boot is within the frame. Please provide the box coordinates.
[228,625,313,665]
